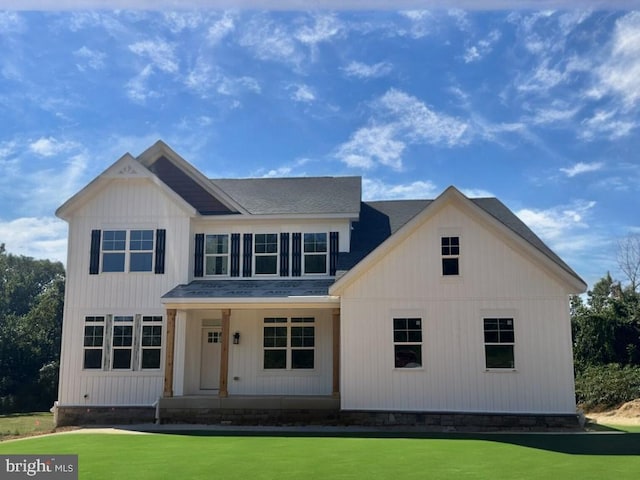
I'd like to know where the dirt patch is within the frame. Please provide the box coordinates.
[586,399,640,426]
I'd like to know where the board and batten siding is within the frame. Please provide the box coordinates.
[339,202,576,414]
[58,178,192,406]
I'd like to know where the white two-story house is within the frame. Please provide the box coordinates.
[54,141,587,428]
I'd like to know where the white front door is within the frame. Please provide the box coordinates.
[200,327,221,390]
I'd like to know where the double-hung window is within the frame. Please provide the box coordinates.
[393,318,423,368]
[83,316,105,369]
[205,234,229,275]
[141,316,163,369]
[441,236,460,276]
[263,317,315,370]
[255,233,278,275]
[483,318,515,369]
[303,233,327,274]
[112,315,134,369]
[102,229,154,272]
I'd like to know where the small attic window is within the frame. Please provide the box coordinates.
[441,236,459,276]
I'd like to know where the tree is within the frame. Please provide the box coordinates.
[618,234,640,292]
[0,245,65,413]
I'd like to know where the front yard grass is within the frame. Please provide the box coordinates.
[1,430,639,479]
[0,412,54,439]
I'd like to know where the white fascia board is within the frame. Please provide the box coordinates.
[161,296,340,310]
[193,212,360,222]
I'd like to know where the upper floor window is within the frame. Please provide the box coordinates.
[441,236,460,276]
[255,233,278,275]
[205,234,229,275]
[102,229,154,272]
[304,233,327,274]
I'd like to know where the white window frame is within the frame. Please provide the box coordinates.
[111,315,134,370]
[303,233,328,275]
[393,317,423,369]
[102,229,154,273]
[441,236,460,276]
[140,315,163,370]
[204,234,230,276]
[262,317,315,370]
[82,316,105,370]
[483,317,515,370]
[254,233,279,275]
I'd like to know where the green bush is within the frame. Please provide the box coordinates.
[575,363,640,411]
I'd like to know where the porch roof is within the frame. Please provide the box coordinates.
[161,279,339,308]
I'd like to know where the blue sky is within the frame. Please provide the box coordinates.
[1,6,639,290]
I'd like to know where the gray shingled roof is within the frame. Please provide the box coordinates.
[163,279,335,299]
[211,177,361,215]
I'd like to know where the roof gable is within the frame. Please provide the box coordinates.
[331,186,587,295]
[55,153,197,220]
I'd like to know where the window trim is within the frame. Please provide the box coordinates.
[140,315,163,370]
[393,317,423,369]
[83,316,105,370]
[303,233,328,275]
[101,229,155,273]
[204,234,230,276]
[254,233,279,276]
[483,317,516,370]
[111,315,134,370]
[441,236,460,276]
[262,317,315,371]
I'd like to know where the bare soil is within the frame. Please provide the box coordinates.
[586,399,640,426]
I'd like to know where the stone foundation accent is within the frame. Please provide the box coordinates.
[54,405,155,427]
[54,402,580,431]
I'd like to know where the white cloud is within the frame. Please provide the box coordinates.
[335,89,469,170]
[207,12,235,44]
[463,29,501,63]
[516,199,596,243]
[337,124,405,170]
[29,137,77,157]
[461,188,494,198]
[0,11,25,34]
[362,178,439,201]
[74,46,106,70]
[560,162,604,177]
[239,17,303,67]
[0,217,68,264]
[342,61,392,79]
[580,109,637,141]
[290,84,315,103]
[162,11,206,33]
[126,64,156,102]
[594,12,640,108]
[377,89,469,146]
[184,56,260,100]
[129,39,178,74]
[530,105,580,125]
[295,13,343,46]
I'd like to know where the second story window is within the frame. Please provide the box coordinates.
[102,229,154,273]
[205,234,229,275]
[255,233,278,275]
[441,236,460,276]
[304,233,327,274]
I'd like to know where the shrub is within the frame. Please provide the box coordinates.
[575,363,640,411]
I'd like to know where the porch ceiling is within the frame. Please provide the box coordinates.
[161,279,340,309]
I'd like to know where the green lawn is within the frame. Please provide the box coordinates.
[0,412,54,439]
[1,431,639,479]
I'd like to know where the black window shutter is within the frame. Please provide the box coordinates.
[230,233,241,277]
[194,233,204,277]
[292,233,301,276]
[242,233,253,277]
[154,229,166,274]
[280,233,289,276]
[89,229,101,275]
[330,231,339,276]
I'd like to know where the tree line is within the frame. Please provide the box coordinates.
[0,244,65,413]
[572,235,640,410]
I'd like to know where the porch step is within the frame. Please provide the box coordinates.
[158,395,340,411]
